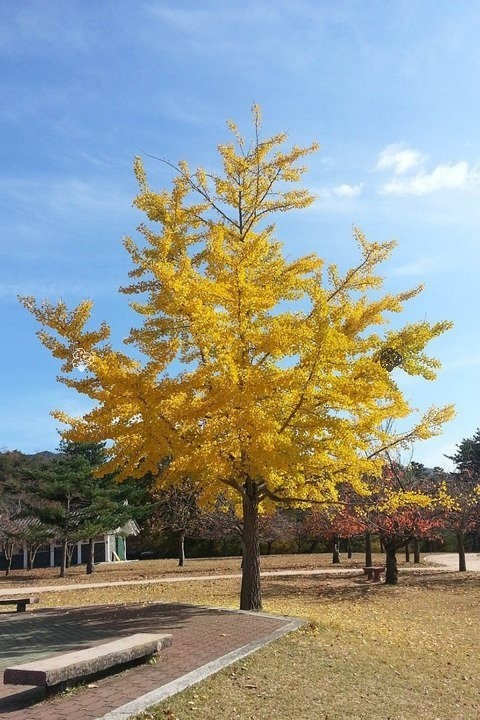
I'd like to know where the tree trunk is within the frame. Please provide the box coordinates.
[86,537,95,574]
[308,538,319,553]
[405,542,410,563]
[3,541,13,577]
[266,540,273,555]
[178,532,186,567]
[347,539,352,559]
[240,480,262,611]
[27,544,35,571]
[384,543,398,585]
[413,537,420,564]
[60,539,68,578]
[365,531,372,568]
[456,530,466,572]
[332,537,340,564]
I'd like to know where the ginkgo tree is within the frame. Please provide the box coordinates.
[20,106,453,610]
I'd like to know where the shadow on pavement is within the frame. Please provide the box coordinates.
[0,602,230,666]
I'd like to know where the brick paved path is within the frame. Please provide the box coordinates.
[0,602,293,720]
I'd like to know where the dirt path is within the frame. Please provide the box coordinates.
[3,553,474,598]
[0,567,364,597]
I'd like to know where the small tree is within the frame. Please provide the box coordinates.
[362,462,443,584]
[258,511,296,554]
[333,507,367,559]
[0,503,22,576]
[376,508,441,584]
[0,452,51,574]
[446,429,480,564]
[304,508,343,563]
[197,499,243,558]
[149,481,201,566]
[304,505,366,563]
[435,469,479,572]
[21,521,51,570]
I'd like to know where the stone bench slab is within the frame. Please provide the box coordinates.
[4,632,172,687]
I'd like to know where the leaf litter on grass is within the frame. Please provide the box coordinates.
[11,562,480,719]
[130,573,480,720]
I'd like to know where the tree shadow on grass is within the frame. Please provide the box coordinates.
[263,576,376,603]
[262,570,480,604]
[400,570,480,591]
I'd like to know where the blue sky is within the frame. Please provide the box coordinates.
[1,0,479,469]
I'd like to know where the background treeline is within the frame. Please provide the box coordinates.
[2,429,480,583]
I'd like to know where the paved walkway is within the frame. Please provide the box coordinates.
[0,602,301,720]
[424,552,480,570]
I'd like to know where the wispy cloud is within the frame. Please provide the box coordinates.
[392,257,436,276]
[375,144,426,175]
[0,176,133,216]
[145,3,278,32]
[0,275,122,302]
[442,356,480,370]
[0,6,89,55]
[0,280,97,301]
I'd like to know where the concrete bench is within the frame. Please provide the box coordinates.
[4,632,172,688]
[0,597,39,612]
[362,566,385,582]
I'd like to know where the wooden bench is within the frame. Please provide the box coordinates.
[362,566,385,582]
[3,632,172,688]
[0,597,39,613]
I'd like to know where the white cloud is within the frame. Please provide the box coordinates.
[332,183,363,198]
[375,142,480,196]
[381,160,480,196]
[375,144,426,175]
[316,182,363,201]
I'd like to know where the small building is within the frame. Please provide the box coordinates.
[0,520,140,571]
